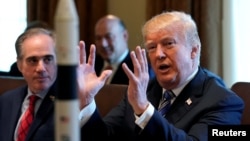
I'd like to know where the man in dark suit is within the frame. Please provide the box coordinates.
[94,14,154,84]
[78,11,244,140]
[0,28,112,141]
[0,28,58,141]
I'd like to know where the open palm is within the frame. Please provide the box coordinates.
[77,41,112,109]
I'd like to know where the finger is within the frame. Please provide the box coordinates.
[130,50,140,75]
[135,46,146,72]
[87,44,96,66]
[99,70,112,82]
[122,63,136,82]
[79,41,86,64]
[142,49,148,73]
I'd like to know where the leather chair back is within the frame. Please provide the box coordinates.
[231,82,250,124]
[0,76,127,117]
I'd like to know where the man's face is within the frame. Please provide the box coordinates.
[17,34,57,94]
[95,19,127,63]
[145,24,196,89]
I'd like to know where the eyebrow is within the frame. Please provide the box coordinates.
[26,54,54,59]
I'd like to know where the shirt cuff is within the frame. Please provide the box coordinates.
[79,100,96,127]
[135,102,154,129]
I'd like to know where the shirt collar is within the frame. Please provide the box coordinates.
[27,88,49,100]
[163,67,199,97]
[104,49,129,70]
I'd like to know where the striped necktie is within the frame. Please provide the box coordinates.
[158,90,175,117]
[17,95,38,141]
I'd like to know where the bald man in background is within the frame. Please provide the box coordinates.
[94,14,154,84]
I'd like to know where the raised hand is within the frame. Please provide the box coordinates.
[122,46,150,115]
[77,41,112,109]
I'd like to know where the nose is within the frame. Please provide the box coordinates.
[100,38,109,47]
[36,60,46,72]
[155,45,166,59]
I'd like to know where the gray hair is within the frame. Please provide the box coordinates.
[142,11,201,63]
[15,28,56,59]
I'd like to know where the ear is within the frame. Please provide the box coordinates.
[123,30,129,41]
[17,59,22,72]
[191,45,199,59]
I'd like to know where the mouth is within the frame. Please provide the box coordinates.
[159,64,170,70]
[101,49,112,57]
[35,77,48,82]
[102,46,112,53]
[157,63,171,74]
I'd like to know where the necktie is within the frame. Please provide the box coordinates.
[158,90,175,117]
[17,95,38,141]
[104,64,113,84]
[104,64,113,70]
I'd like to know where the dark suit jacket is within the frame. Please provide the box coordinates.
[95,53,133,85]
[81,67,244,141]
[95,52,155,85]
[0,84,56,141]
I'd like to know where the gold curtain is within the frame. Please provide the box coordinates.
[27,0,107,54]
[146,0,223,77]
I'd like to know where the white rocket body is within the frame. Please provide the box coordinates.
[54,0,80,141]
[55,0,79,65]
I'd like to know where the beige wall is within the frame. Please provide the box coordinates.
[107,0,146,50]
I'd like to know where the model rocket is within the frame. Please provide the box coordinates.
[54,0,80,141]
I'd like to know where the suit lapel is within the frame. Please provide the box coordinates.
[147,81,163,109]
[8,86,28,140]
[111,52,132,84]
